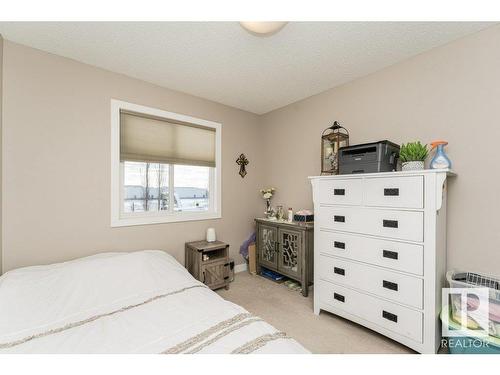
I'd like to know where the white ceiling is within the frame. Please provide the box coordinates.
[0,22,494,114]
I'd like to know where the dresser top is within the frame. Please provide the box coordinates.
[255,218,314,229]
[309,169,456,180]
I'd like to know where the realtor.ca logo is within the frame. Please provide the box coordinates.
[441,288,490,349]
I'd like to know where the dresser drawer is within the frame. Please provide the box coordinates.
[318,255,423,308]
[318,280,423,343]
[318,206,423,242]
[364,176,424,209]
[317,178,362,206]
[317,231,424,275]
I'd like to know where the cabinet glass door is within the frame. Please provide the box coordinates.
[278,228,302,279]
[258,224,278,270]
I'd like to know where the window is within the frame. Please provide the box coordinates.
[111,100,221,227]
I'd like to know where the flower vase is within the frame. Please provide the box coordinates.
[265,199,271,217]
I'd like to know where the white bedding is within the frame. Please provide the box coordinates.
[0,250,308,354]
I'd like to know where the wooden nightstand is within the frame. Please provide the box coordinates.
[185,240,231,290]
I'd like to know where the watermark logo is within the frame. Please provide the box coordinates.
[441,337,490,350]
[442,287,490,338]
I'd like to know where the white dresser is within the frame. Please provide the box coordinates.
[310,170,454,353]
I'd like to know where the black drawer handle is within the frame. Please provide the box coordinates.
[334,267,345,276]
[334,188,345,196]
[382,310,398,323]
[334,241,346,250]
[383,219,398,228]
[383,250,399,260]
[384,188,400,196]
[334,215,345,223]
[334,293,345,303]
[383,280,399,291]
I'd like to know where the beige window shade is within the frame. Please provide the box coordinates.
[120,111,216,167]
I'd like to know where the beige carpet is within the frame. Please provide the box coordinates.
[217,272,416,354]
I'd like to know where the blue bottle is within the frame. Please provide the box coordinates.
[430,141,452,169]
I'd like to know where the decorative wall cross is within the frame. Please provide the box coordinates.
[236,153,249,178]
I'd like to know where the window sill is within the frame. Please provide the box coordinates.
[111,211,221,228]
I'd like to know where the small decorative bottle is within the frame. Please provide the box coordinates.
[287,208,293,223]
[276,205,284,221]
[430,140,452,169]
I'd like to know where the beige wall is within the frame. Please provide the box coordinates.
[260,25,500,274]
[3,25,500,275]
[1,41,264,272]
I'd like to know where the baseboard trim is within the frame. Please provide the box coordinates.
[234,262,248,273]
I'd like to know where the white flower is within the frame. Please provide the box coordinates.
[260,187,276,199]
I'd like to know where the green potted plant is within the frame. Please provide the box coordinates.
[399,141,428,171]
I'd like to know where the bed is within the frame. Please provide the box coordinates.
[0,250,308,354]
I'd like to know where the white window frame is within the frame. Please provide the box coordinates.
[111,99,222,227]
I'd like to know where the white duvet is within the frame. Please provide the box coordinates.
[0,250,308,354]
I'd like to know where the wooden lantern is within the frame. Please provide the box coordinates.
[321,121,349,175]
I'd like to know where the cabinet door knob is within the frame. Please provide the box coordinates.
[334,293,345,303]
[334,241,346,250]
[383,250,398,260]
[334,188,345,196]
[334,267,345,276]
[382,310,398,323]
[384,188,399,196]
[383,219,398,228]
[334,215,345,223]
[383,280,399,291]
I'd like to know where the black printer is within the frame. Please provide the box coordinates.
[338,140,400,174]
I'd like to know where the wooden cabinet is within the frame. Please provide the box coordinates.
[255,219,313,297]
[185,240,231,290]
[310,170,455,353]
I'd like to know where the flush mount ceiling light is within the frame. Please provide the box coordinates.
[240,22,288,36]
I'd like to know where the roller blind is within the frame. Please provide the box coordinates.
[120,110,216,167]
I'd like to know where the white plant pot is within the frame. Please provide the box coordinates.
[402,161,425,171]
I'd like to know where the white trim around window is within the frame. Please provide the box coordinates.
[111,99,222,227]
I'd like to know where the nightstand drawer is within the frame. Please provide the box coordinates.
[318,281,423,343]
[317,178,362,206]
[364,176,424,209]
[317,231,424,275]
[318,255,423,308]
[318,206,424,242]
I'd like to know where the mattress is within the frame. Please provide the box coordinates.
[0,250,308,354]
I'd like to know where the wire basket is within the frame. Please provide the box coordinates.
[448,271,500,302]
[446,270,500,339]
